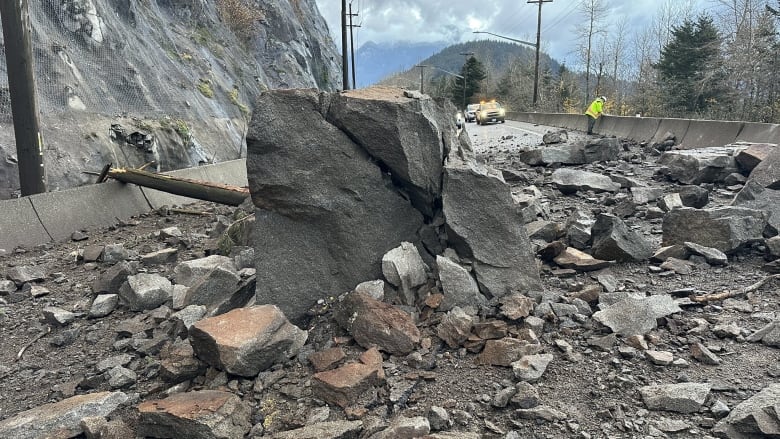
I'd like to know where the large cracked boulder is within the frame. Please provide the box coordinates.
[248,87,539,320]
[326,88,459,216]
[248,88,427,321]
[442,160,542,297]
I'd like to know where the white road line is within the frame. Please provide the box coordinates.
[503,124,543,136]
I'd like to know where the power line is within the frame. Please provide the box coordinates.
[543,1,578,34]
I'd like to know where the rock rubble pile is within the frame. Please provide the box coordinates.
[0,89,778,438]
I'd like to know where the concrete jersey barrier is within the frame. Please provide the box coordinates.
[507,113,777,146]
[0,159,248,252]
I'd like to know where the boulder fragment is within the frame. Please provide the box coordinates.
[679,185,710,208]
[732,181,780,235]
[631,187,664,205]
[272,420,364,439]
[658,147,743,184]
[553,247,611,271]
[188,305,307,377]
[551,168,620,194]
[436,255,485,312]
[311,347,385,408]
[747,319,780,347]
[137,390,251,439]
[684,242,728,266]
[436,307,474,348]
[542,130,568,145]
[118,273,173,311]
[0,392,129,439]
[511,353,554,382]
[735,142,776,173]
[382,242,428,305]
[662,207,767,253]
[591,214,653,262]
[442,161,541,297]
[639,383,711,413]
[745,144,780,188]
[713,383,780,438]
[6,265,46,285]
[334,291,420,355]
[593,295,681,336]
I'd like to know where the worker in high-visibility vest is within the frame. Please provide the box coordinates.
[585,96,607,135]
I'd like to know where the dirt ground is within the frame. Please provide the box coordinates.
[0,121,778,438]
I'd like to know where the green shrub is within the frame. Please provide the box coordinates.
[197,80,214,98]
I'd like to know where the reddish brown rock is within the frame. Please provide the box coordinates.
[137,390,251,438]
[500,294,535,320]
[334,291,420,355]
[478,337,542,366]
[188,305,307,377]
[312,347,385,408]
[473,320,509,340]
[436,307,474,348]
[308,347,347,372]
[554,247,612,271]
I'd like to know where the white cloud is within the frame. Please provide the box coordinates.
[315,0,712,66]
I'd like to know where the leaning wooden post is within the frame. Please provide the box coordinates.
[0,0,46,195]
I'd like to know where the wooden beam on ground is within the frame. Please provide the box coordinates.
[106,166,249,206]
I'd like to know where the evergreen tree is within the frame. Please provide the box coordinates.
[656,15,726,115]
[450,56,487,108]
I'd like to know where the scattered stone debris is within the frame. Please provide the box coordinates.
[1,90,780,439]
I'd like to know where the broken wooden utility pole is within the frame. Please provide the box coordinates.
[0,0,47,195]
[104,166,249,206]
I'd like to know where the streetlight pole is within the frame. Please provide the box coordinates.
[459,52,474,110]
[415,65,463,96]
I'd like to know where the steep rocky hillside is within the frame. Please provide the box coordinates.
[0,0,340,198]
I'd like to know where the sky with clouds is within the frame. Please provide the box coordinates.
[314,0,715,66]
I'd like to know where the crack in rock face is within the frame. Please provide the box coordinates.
[246,87,540,321]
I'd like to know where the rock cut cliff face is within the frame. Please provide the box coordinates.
[0,0,340,198]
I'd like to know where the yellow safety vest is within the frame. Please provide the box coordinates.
[585,99,603,118]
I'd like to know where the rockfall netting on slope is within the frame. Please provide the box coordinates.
[0,0,340,198]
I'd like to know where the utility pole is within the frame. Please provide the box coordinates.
[0,0,46,195]
[528,0,552,108]
[459,52,474,110]
[347,3,360,89]
[341,0,349,90]
[416,65,426,94]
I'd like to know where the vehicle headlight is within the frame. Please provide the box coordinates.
[499,108,506,116]
[481,111,487,118]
